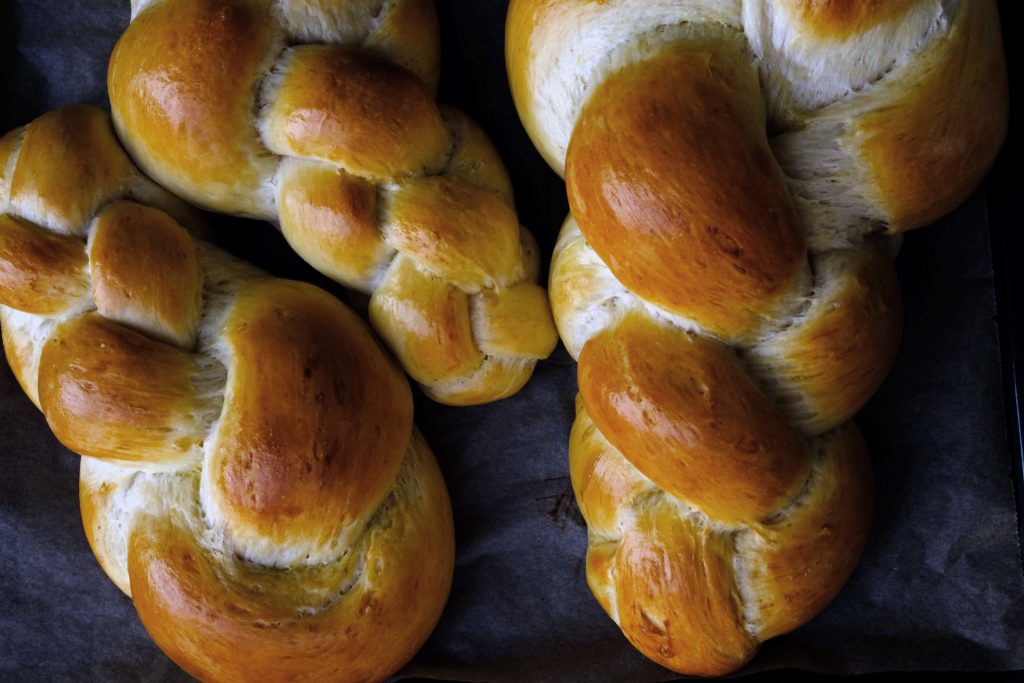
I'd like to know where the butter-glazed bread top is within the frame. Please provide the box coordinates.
[510,0,1005,235]
[107,0,557,405]
[0,105,454,683]
[507,0,1006,675]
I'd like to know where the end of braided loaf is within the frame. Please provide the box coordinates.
[1,105,454,683]
[570,395,872,675]
[510,0,1005,674]
[109,0,558,405]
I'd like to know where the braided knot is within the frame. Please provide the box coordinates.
[108,0,557,405]
[508,0,1006,675]
[0,106,453,683]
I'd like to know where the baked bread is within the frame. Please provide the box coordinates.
[107,0,557,405]
[0,105,454,683]
[507,0,1007,675]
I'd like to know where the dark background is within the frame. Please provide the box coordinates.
[0,1,1021,681]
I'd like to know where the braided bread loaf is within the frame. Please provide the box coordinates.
[107,0,557,406]
[0,105,454,683]
[507,0,1007,675]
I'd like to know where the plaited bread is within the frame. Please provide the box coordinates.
[508,0,1007,675]
[107,0,558,405]
[0,105,454,683]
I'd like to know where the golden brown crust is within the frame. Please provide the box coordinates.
[504,0,541,151]
[566,40,806,339]
[209,279,412,556]
[79,465,133,596]
[856,0,1008,231]
[8,105,135,234]
[569,395,655,537]
[779,0,921,38]
[440,105,515,206]
[505,0,566,173]
[129,432,453,683]
[1,310,44,407]
[753,244,903,434]
[38,314,207,467]
[420,354,538,406]
[743,423,873,639]
[473,282,559,359]
[108,0,278,216]
[89,203,203,349]
[369,255,483,385]
[384,177,523,290]
[613,510,758,675]
[109,0,554,404]
[571,398,759,675]
[570,397,872,672]
[512,0,1005,675]
[264,46,449,180]
[278,162,390,288]
[364,0,441,93]
[2,105,454,682]
[579,313,811,525]
[0,215,89,315]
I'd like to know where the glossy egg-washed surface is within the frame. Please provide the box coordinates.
[0,106,454,683]
[508,0,1006,675]
[108,0,557,405]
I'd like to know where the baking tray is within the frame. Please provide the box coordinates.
[988,85,1024,573]
[1,1,1022,680]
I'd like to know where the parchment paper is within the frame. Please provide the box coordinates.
[1,1,1021,680]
